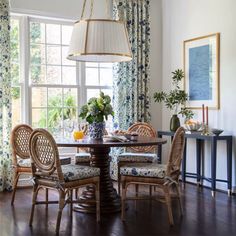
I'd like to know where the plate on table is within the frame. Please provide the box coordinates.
[103,135,130,142]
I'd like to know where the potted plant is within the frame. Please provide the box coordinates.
[79,92,114,139]
[153,69,194,131]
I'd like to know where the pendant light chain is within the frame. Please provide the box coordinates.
[80,0,87,19]
[80,0,94,19]
[89,0,94,19]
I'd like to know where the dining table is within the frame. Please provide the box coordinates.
[56,136,167,213]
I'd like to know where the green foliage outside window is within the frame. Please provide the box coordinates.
[38,94,77,129]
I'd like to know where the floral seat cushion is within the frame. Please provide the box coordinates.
[75,153,91,163]
[117,152,158,163]
[17,158,31,168]
[120,163,167,178]
[61,164,100,182]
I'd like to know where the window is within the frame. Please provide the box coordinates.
[29,20,77,137]
[10,15,114,136]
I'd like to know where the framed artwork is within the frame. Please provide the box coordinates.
[183,33,220,109]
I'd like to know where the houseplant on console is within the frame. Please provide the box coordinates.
[79,92,114,139]
[153,69,194,131]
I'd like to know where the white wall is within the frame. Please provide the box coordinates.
[10,0,109,20]
[150,0,162,130]
[162,0,236,191]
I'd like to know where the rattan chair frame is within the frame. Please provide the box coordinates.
[10,124,33,205]
[117,122,157,195]
[29,128,100,234]
[120,127,186,225]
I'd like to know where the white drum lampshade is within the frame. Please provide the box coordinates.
[67,19,132,62]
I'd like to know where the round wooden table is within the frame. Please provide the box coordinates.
[57,136,167,214]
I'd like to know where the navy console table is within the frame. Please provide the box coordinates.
[157,131,233,197]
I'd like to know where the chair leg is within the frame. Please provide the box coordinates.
[11,172,20,205]
[118,164,121,195]
[56,190,66,234]
[95,182,100,222]
[70,190,73,216]
[175,184,183,216]
[134,184,139,210]
[29,185,39,226]
[74,189,78,199]
[149,185,153,197]
[163,186,174,225]
[45,188,49,208]
[121,181,127,221]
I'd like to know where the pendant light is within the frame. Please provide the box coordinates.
[67,0,132,62]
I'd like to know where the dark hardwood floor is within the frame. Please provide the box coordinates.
[0,183,236,236]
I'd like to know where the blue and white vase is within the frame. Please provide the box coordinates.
[88,122,105,140]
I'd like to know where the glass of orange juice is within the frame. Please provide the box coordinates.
[73,130,84,141]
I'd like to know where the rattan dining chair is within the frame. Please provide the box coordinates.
[10,124,72,205]
[120,127,185,225]
[117,122,158,195]
[10,124,33,205]
[29,128,100,234]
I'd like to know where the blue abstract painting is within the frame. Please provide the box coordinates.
[189,45,212,101]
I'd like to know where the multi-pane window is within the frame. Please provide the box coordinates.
[29,21,78,137]
[10,15,114,136]
[10,18,21,126]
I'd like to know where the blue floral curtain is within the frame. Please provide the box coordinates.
[113,0,151,130]
[0,0,12,191]
[110,0,151,180]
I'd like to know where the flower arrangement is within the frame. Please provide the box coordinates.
[153,69,194,120]
[79,92,114,124]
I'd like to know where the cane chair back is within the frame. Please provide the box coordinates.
[10,124,33,205]
[166,127,185,181]
[11,124,33,160]
[127,122,157,153]
[30,128,64,181]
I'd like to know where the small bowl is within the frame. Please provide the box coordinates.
[184,122,202,131]
[211,128,224,136]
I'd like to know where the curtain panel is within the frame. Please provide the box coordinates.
[110,0,151,180]
[0,0,12,191]
[113,0,151,130]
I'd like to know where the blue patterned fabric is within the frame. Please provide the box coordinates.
[61,164,100,182]
[17,158,31,168]
[113,0,151,130]
[117,152,158,163]
[0,0,12,191]
[120,163,167,178]
[75,153,91,163]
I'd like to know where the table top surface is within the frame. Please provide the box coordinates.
[56,136,167,148]
[158,130,232,140]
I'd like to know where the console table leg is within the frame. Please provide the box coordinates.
[211,137,217,197]
[196,139,202,187]
[181,138,187,185]
[157,134,162,164]
[227,137,232,196]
